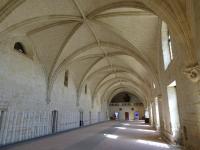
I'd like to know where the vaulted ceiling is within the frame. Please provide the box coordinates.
[0,0,192,107]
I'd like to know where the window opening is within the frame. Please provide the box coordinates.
[153,83,155,89]
[183,126,187,140]
[167,81,180,139]
[168,29,173,60]
[150,103,153,125]
[14,42,26,54]
[155,98,160,128]
[162,21,173,70]
[64,71,68,87]
[85,84,87,94]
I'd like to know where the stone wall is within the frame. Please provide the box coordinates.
[149,4,200,148]
[109,103,144,120]
[111,92,142,103]
[0,42,107,145]
[0,1,199,149]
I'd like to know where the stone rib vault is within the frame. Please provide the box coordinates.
[0,0,200,150]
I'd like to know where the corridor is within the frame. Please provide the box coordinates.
[0,121,183,150]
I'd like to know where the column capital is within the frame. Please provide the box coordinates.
[157,94,162,101]
[197,90,200,98]
[183,65,200,83]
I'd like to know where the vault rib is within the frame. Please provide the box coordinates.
[93,11,155,19]
[86,1,155,19]
[48,23,82,80]
[74,0,86,19]
[92,77,148,102]
[91,20,159,87]
[73,0,123,92]
[0,15,83,39]
[87,22,100,44]
[0,0,27,23]
[87,25,124,91]
[27,21,79,36]
[48,42,153,102]
[92,69,151,100]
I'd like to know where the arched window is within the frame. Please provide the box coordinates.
[14,42,26,54]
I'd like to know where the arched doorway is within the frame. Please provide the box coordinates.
[52,110,58,133]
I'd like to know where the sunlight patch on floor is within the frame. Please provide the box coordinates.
[115,127,126,129]
[137,140,169,148]
[137,129,155,132]
[122,123,129,125]
[104,134,118,139]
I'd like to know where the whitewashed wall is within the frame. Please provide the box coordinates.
[109,104,145,120]
[0,43,107,145]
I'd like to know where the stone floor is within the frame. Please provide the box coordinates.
[0,120,183,150]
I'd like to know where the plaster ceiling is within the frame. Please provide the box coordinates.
[0,0,174,105]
